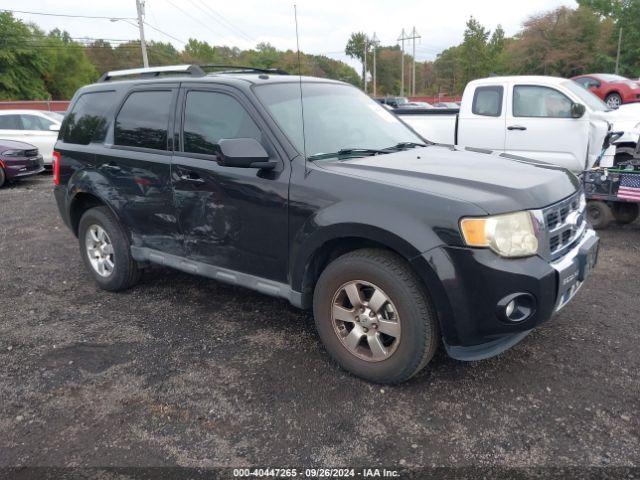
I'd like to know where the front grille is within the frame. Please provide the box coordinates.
[542,191,585,260]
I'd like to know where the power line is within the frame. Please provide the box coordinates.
[189,0,254,43]
[0,8,134,20]
[143,21,186,44]
[163,0,220,41]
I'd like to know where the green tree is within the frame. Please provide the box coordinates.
[345,32,369,88]
[39,29,97,99]
[0,12,49,100]
[460,17,490,85]
[577,0,640,76]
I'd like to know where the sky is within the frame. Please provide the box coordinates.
[3,0,578,69]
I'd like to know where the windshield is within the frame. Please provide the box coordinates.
[254,82,424,158]
[563,80,610,111]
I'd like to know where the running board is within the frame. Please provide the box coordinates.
[131,246,304,308]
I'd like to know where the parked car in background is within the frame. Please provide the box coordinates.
[54,65,599,383]
[403,101,434,109]
[572,73,640,109]
[375,96,410,108]
[0,110,61,167]
[0,140,44,187]
[433,102,460,109]
[396,76,614,173]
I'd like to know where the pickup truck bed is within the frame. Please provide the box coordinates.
[396,108,459,145]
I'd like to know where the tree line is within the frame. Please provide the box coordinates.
[0,11,360,101]
[347,0,640,96]
[1,0,638,101]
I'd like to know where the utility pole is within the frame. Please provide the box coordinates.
[407,27,421,96]
[615,27,622,75]
[398,29,407,96]
[135,0,149,68]
[371,32,380,97]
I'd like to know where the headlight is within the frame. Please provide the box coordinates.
[2,149,22,157]
[459,211,539,258]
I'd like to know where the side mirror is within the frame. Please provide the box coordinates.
[49,124,60,132]
[217,138,275,169]
[571,103,586,119]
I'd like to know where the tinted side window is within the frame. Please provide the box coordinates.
[61,91,116,145]
[0,115,22,130]
[115,90,172,151]
[472,86,503,117]
[20,115,53,130]
[513,85,573,118]
[183,91,262,156]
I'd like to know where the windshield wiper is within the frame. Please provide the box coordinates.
[382,141,429,151]
[308,148,389,161]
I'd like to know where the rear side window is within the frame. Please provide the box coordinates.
[183,91,262,156]
[472,86,503,117]
[115,90,172,151]
[20,115,54,131]
[61,91,116,145]
[0,114,22,130]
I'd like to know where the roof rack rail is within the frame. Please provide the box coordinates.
[199,64,289,75]
[98,64,206,82]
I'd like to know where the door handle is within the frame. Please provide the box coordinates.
[507,125,527,131]
[178,173,205,183]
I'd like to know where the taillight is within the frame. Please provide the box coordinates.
[53,150,61,185]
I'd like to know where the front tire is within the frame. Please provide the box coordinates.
[78,206,140,291]
[0,168,5,188]
[313,249,438,384]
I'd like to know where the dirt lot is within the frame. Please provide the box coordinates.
[1,175,639,471]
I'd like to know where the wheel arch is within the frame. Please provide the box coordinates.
[68,191,123,237]
[292,223,440,308]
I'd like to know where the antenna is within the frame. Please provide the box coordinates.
[294,5,308,169]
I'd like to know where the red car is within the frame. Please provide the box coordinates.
[572,73,640,108]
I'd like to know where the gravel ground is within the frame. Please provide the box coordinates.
[1,175,639,472]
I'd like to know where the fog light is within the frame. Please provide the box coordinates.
[497,293,536,323]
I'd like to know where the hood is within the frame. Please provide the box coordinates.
[599,104,640,132]
[0,139,38,153]
[318,145,580,214]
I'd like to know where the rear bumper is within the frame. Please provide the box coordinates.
[411,228,598,360]
[54,185,73,231]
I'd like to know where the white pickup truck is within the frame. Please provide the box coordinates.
[396,76,630,173]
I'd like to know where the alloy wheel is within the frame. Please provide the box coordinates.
[85,224,115,277]
[331,280,401,362]
[606,94,621,108]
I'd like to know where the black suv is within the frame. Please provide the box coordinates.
[53,65,599,383]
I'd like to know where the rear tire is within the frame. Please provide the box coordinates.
[613,202,639,224]
[605,92,622,109]
[313,248,438,384]
[587,200,614,230]
[78,206,140,291]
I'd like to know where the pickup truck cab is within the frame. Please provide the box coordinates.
[397,76,614,173]
[53,65,598,383]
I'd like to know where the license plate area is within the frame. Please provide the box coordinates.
[554,234,599,312]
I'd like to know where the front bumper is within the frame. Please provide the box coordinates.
[411,227,599,361]
[3,155,45,180]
